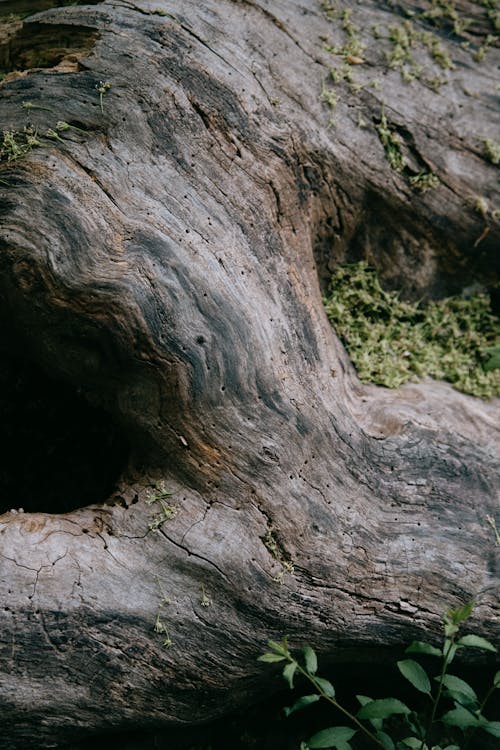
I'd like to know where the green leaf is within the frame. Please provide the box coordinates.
[314,676,335,697]
[356,695,373,706]
[258,652,287,663]
[443,641,458,665]
[444,622,458,638]
[300,743,309,750]
[442,745,460,749]
[284,694,320,716]
[283,661,297,688]
[304,645,318,675]
[405,641,442,657]
[441,705,481,729]
[484,346,500,371]
[376,730,395,749]
[400,739,422,749]
[356,695,382,729]
[439,674,478,706]
[267,639,288,656]
[480,720,500,738]
[358,698,411,720]
[457,634,497,652]
[308,727,356,749]
[445,601,474,625]
[397,659,431,694]
[493,670,500,688]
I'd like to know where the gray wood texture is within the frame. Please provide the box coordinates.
[0,1,498,747]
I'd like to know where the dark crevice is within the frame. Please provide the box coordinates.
[313,187,499,302]
[0,1,102,18]
[0,355,129,515]
[0,20,98,78]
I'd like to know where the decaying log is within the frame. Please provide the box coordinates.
[0,1,498,747]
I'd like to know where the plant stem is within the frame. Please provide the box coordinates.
[294,663,387,749]
[419,637,455,750]
[462,681,496,750]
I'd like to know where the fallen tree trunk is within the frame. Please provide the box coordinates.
[0,0,498,747]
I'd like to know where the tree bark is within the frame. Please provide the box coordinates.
[0,0,498,747]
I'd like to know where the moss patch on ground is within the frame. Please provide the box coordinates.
[323,263,500,398]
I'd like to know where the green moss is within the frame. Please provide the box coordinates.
[262,530,294,580]
[374,113,441,190]
[386,21,414,69]
[375,113,407,172]
[409,170,440,192]
[323,263,500,398]
[474,33,497,61]
[321,80,338,110]
[483,137,500,165]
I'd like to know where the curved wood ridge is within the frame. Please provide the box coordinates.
[0,1,498,746]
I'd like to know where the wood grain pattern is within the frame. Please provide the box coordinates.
[0,1,498,747]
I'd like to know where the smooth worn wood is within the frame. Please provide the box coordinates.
[0,1,498,747]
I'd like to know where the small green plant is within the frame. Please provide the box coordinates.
[0,127,40,164]
[146,482,177,531]
[153,576,173,647]
[486,514,500,545]
[55,120,88,135]
[154,612,173,647]
[323,263,500,398]
[45,127,64,142]
[21,101,53,112]
[200,584,212,607]
[484,346,500,372]
[96,80,111,113]
[259,603,499,749]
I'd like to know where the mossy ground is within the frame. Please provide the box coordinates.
[323,263,500,398]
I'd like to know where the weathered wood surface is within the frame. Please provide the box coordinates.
[0,0,498,747]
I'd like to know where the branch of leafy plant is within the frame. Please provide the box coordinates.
[259,600,499,750]
[259,639,389,749]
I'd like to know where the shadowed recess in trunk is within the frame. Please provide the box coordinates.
[0,356,129,514]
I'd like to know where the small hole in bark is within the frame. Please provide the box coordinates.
[0,356,129,515]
